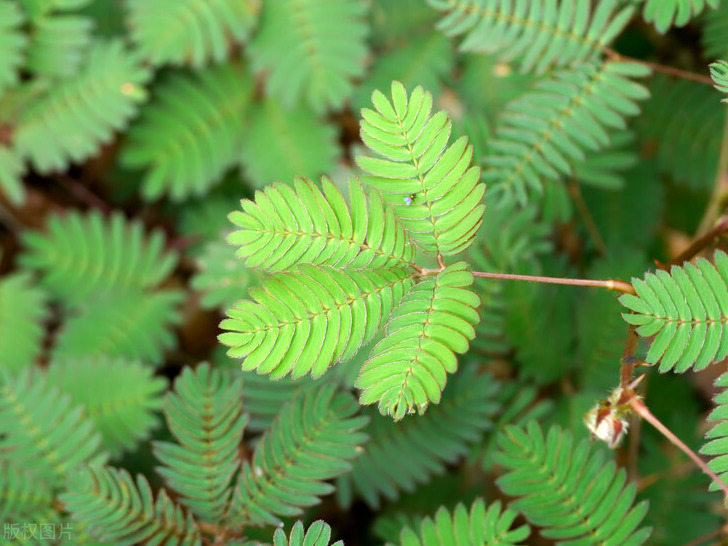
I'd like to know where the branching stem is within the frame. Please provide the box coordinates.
[629,397,728,498]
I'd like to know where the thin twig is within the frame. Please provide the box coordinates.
[604,48,714,86]
[657,215,728,270]
[567,177,606,255]
[697,111,728,237]
[466,270,636,294]
[630,397,728,499]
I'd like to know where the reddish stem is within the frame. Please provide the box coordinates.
[630,397,728,498]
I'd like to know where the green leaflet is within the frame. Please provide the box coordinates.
[273,521,343,546]
[0,1,26,97]
[711,60,728,102]
[220,265,413,379]
[226,176,416,272]
[496,422,651,545]
[356,262,480,420]
[702,371,728,494]
[388,499,530,546]
[619,250,728,372]
[427,0,634,74]
[358,81,486,256]
[642,0,720,34]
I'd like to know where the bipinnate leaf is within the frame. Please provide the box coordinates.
[426,0,634,73]
[230,385,368,526]
[153,363,246,525]
[61,466,202,545]
[46,357,167,458]
[619,250,728,372]
[356,262,480,420]
[357,81,486,256]
[20,209,178,308]
[0,367,109,487]
[13,40,150,174]
[219,264,413,379]
[496,422,651,545]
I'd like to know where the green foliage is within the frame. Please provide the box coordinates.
[338,366,499,508]
[153,363,246,524]
[61,466,202,546]
[636,75,726,189]
[20,210,178,307]
[0,1,26,96]
[483,61,650,205]
[356,262,480,419]
[24,10,93,78]
[620,250,728,372]
[639,0,719,34]
[496,422,651,545]
[0,272,47,377]
[12,39,150,174]
[229,385,368,526]
[358,81,486,256]
[192,240,258,310]
[125,0,259,68]
[388,499,530,546]
[248,0,368,112]
[239,99,340,189]
[427,0,633,73]
[711,60,728,101]
[46,357,166,458]
[701,371,728,492]
[0,367,109,487]
[273,521,342,546]
[121,63,254,201]
[4,1,728,543]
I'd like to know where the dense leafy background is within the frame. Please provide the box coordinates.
[2,0,728,544]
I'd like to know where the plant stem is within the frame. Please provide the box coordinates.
[604,49,713,86]
[629,397,728,498]
[658,215,728,270]
[468,271,636,294]
[567,177,606,255]
[620,329,639,388]
[697,110,728,237]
